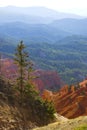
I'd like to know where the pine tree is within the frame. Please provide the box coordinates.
[14,41,29,101]
[14,41,55,124]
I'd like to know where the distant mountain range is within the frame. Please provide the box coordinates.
[0,22,70,43]
[0,6,87,84]
[0,6,87,43]
[50,18,87,35]
[0,6,84,24]
[0,18,87,44]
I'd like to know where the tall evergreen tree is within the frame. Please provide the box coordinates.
[14,41,55,123]
[14,41,29,100]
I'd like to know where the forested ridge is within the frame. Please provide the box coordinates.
[0,35,87,84]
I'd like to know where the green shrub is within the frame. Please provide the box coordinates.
[74,125,87,130]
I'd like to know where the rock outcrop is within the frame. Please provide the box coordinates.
[42,80,87,119]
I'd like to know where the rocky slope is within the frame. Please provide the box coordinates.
[0,77,38,130]
[0,96,36,130]
[42,80,87,119]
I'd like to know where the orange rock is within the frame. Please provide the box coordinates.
[42,79,87,119]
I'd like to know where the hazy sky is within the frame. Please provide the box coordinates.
[0,0,87,16]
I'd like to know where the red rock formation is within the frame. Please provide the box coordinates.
[42,80,87,119]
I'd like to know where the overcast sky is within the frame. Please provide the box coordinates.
[0,0,87,16]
